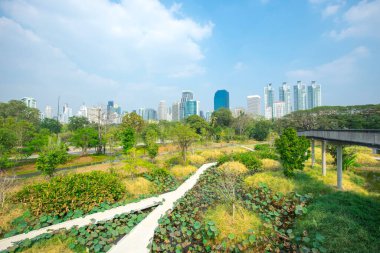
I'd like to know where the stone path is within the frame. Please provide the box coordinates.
[108,162,217,253]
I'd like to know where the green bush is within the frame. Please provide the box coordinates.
[144,167,178,192]
[217,152,262,172]
[254,144,270,151]
[16,171,125,216]
[165,155,183,167]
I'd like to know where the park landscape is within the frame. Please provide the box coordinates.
[0,101,380,253]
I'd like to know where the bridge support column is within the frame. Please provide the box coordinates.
[311,139,315,168]
[336,144,343,190]
[322,140,326,176]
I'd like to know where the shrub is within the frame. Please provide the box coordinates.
[254,144,270,152]
[244,171,295,194]
[16,171,125,216]
[124,177,153,196]
[218,152,262,172]
[200,150,223,161]
[355,153,378,166]
[170,165,197,180]
[218,161,248,175]
[261,159,281,170]
[144,167,177,192]
[188,154,206,166]
[122,158,156,177]
[164,156,182,167]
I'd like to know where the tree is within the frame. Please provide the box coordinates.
[122,112,145,134]
[68,116,90,132]
[275,128,310,177]
[327,145,359,170]
[71,127,99,155]
[185,115,210,135]
[121,127,136,154]
[248,120,272,141]
[36,138,68,177]
[40,118,62,134]
[171,124,199,163]
[211,108,233,128]
[144,128,159,160]
[232,113,251,136]
[0,100,40,127]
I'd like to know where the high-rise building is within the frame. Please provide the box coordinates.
[214,90,230,111]
[172,102,180,122]
[205,111,213,122]
[144,109,157,121]
[232,107,245,118]
[158,100,167,121]
[180,91,193,120]
[184,100,198,118]
[247,95,261,117]
[264,84,274,119]
[60,103,73,123]
[21,97,37,108]
[77,104,88,118]
[273,101,286,118]
[293,81,307,111]
[87,107,100,123]
[307,81,322,109]
[45,105,53,119]
[279,82,292,115]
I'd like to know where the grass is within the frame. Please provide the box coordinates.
[218,161,248,175]
[19,235,74,253]
[199,150,224,161]
[261,158,281,170]
[204,204,264,244]
[0,204,25,234]
[187,154,206,166]
[123,177,154,196]
[244,170,295,194]
[170,165,197,180]
[355,153,379,166]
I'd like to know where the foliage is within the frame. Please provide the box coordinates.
[0,100,40,126]
[143,126,159,160]
[255,143,270,151]
[124,177,153,196]
[188,154,206,166]
[144,167,178,192]
[218,152,263,172]
[171,124,199,163]
[40,118,62,134]
[232,113,251,136]
[170,165,197,180]
[70,127,99,155]
[211,108,233,128]
[36,138,68,177]
[327,145,359,170]
[244,171,296,194]
[16,171,125,216]
[355,153,379,166]
[122,112,145,133]
[275,128,310,177]
[248,120,272,141]
[186,115,210,136]
[261,158,281,170]
[199,150,224,162]
[120,127,136,154]
[67,116,90,132]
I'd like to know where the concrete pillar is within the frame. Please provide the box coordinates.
[322,140,326,176]
[336,144,343,190]
[311,139,315,168]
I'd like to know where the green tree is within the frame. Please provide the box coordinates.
[40,118,62,134]
[275,128,310,177]
[122,112,145,134]
[36,138,68,177]
[144,128,159,160]
[171,124,199,163]
[26,128,50,153]
[248,120,272,141]
[68,116,90,131]
[0,100,40,126]
[211,108,233,128]
[232,113,251,136]
[327,145,359,170]
[185,115,209,135]
[121,127,136,154]
[71,127,99,155]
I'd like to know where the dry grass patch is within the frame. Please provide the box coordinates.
[123,177,153,196]
[244,171,295,194]
[219,146,247,155]
[313,147,334,164]
[188,154,206,165]
[0,204,25,232]
[355,153,379,166]
[205,204,264,244]
[199,150,223,161]
[170,165,197,180]
[261,159,281,170]
[21,236,73,253]
[218,161,248,175]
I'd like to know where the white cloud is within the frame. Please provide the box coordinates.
[233,62,246,71]
[322,4,341,17]
[329,0,380,39]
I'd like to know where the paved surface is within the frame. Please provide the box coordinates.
[108,162,217,253]
[0,196,163,251]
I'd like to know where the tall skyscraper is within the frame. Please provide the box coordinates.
[232,107,245,118]
[21,97,37,108]
[293,81,307,111]
[172,102,180,122]
[61,103,73,123]
[77,104,88,118]
[307,81,322,109]
[273,101,286,118]
[144,109,157,121]
[180,91,193,120]
[214,90,230,111]
[184,100,198,118]
[264,84,274,119]
[45,105,53,119]
[247,95,261,117]
[158,100,167,121]
[279,82,292,115]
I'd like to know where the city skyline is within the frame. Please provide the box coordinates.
[1,1,379,112]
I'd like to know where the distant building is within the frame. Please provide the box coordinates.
[180,91,194,120]
[60,103,72,123]
[158,100,167,121]
[205,111,213,122]
[214,89,230,111]
[247,95,261,117]
[144,108,157,121]
[184,100,198,118]
[45,105,53,119]
[273,101,286,118]
[307,81,322,109]
[21,97,37,109]
[293,81,307,111]
[87,107,100,123]
[232,107,245,118]
[172,102,180,122]
[279,82,292,115]
[264,84,274,119]
[77,104,88,118]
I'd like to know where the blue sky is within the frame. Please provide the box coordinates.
[0,0,379,113]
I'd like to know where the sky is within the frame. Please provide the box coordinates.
[0,0,379,114]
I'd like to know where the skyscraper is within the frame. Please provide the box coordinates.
[273,101,286,118]
[264,84,274,119]
[247,95,261,117]
[21,97,37,108]
[158,100,167,121]
[184,100,198,118]
[293,81,307,111]
[180,91,193,120]
[78,104,88,118]
[45,105,52,119]
[307,81,322,109]
[172,102,180,122]
[214,90,230,111]
[279,82,292,115]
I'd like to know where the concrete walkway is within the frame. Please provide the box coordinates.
[0,196,163,251]
[240,145,255,152]
[108,162,217,253]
